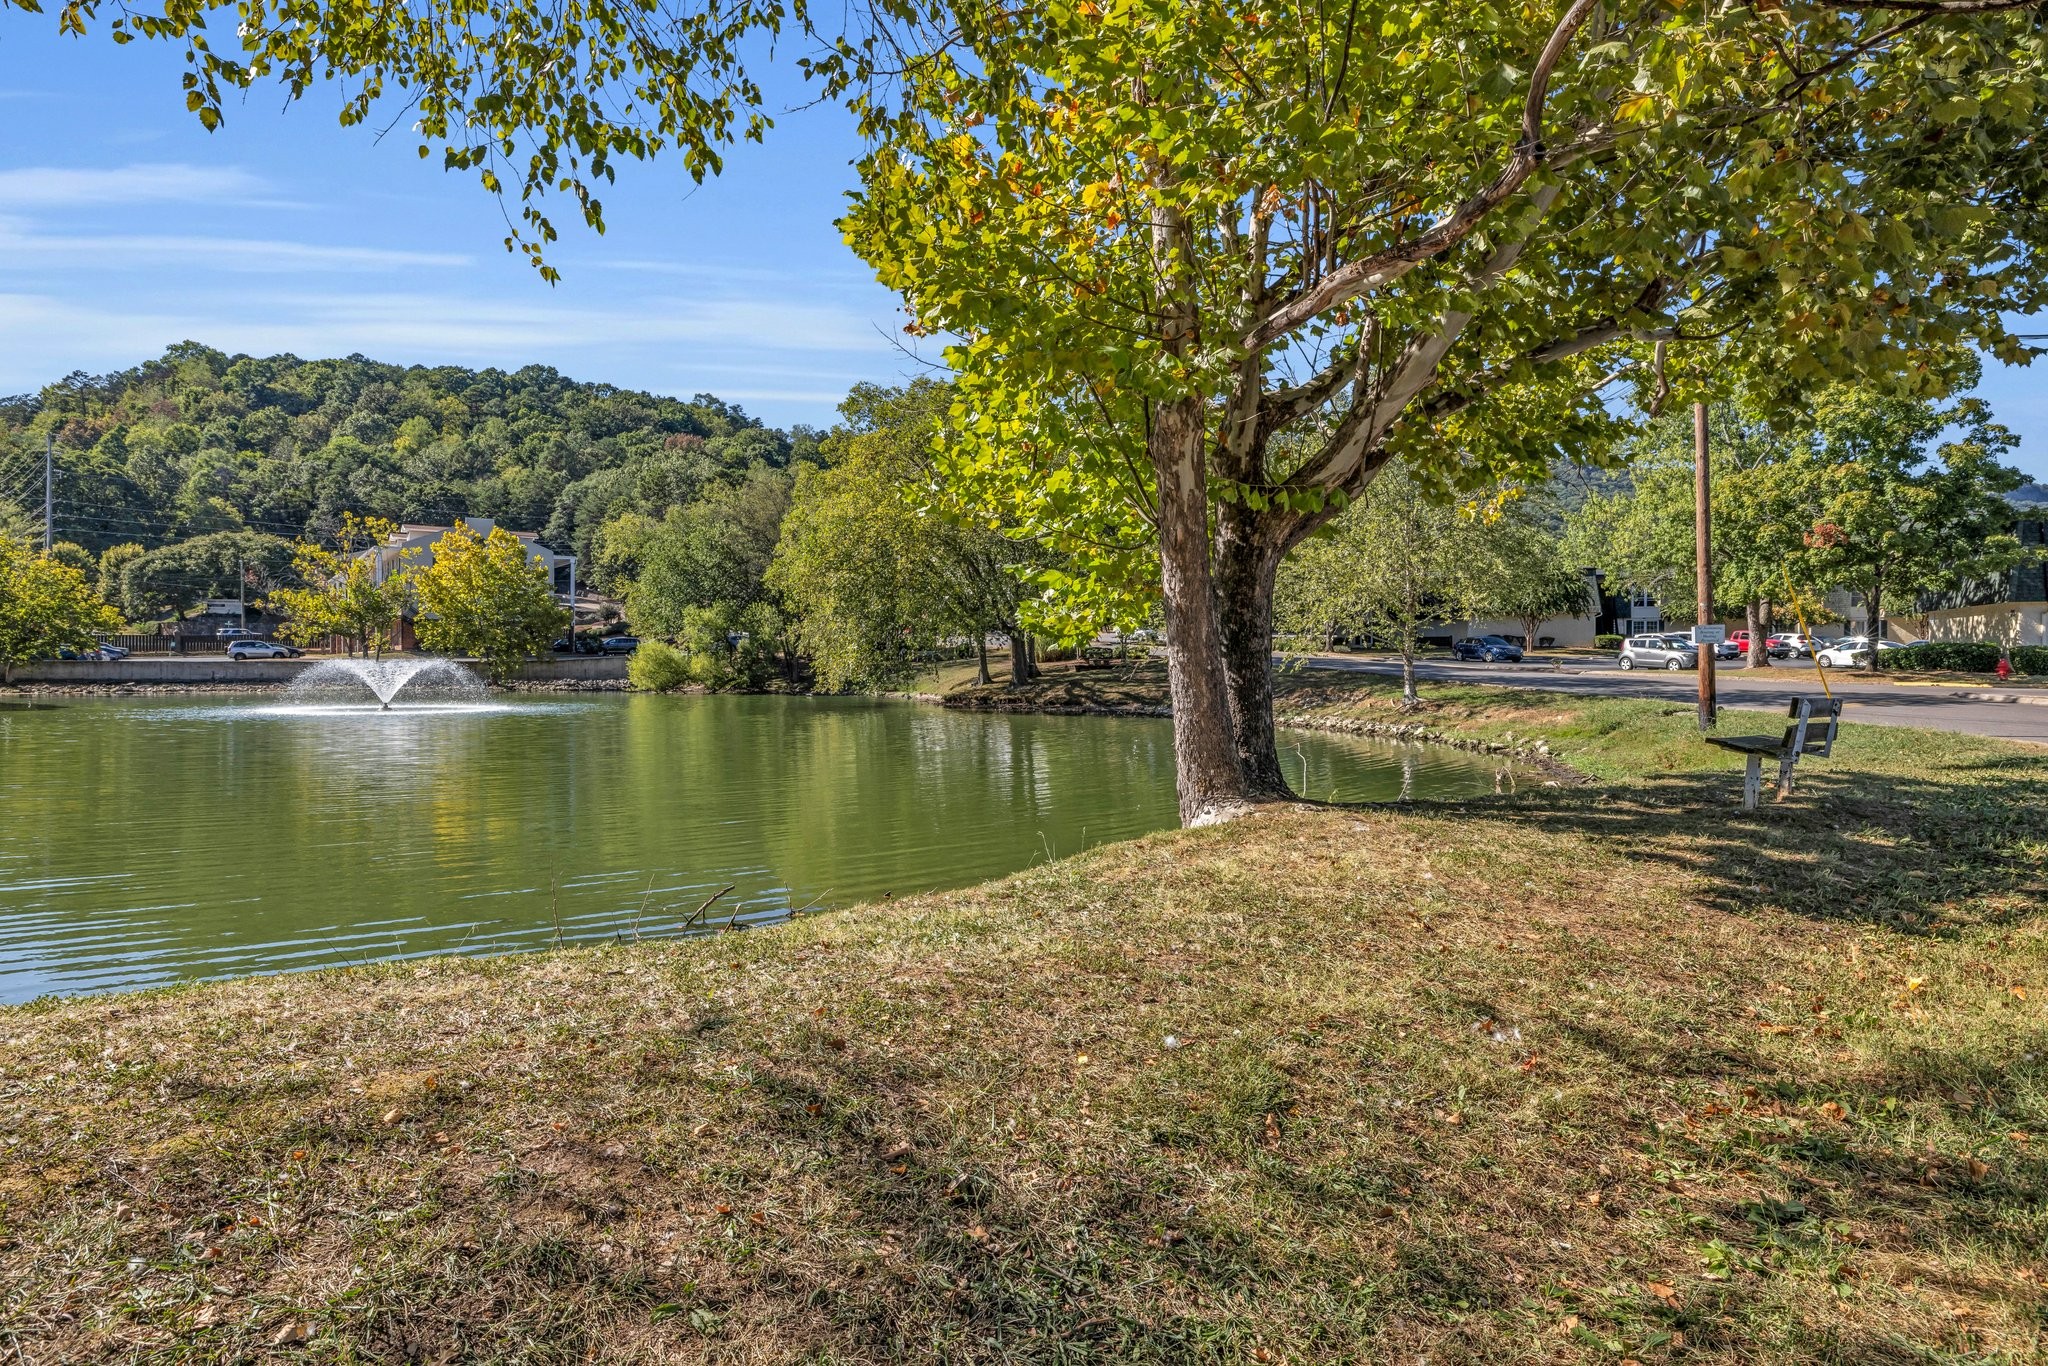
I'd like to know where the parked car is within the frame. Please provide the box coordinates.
[1619,635,1698,671]
[95,642,129,659]
[56,646,120,660]
[551,635,606,655]
[1452,634,1524,663]
[227,640,305,660]
[1767,633,1823,659]
[216,626,261,640]
[598,635,641,655]
[1814,637,1905,668]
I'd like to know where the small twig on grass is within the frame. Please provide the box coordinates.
[786,889,831,920]
[680,885,737,934]
[629,872,660,942]
[548,874,563,948]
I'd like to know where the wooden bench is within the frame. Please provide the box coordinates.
[1704,698,1843,810]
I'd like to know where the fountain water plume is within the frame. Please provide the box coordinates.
[284,658,489,709]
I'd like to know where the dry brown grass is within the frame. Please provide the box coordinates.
[3,686,2045,1363]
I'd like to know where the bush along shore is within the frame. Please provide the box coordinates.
[3,679,2045,1363]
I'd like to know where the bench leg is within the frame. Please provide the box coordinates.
[1775,754,1797,800]
[1742,754,1763,811]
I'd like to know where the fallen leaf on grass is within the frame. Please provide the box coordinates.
[1819,1101,1847,1122]
[270,1321,311,1346]
[1647,1280,1679,1306]
[378,1108,403,1127]
[192,1302,227,1328]
[1756,1023,1797,1035]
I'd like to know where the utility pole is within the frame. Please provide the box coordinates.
[1695,402,1717,730]
[43,433,53,553]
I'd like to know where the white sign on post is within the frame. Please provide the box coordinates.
[1692,625,1727,645]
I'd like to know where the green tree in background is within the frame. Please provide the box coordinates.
[625,468,796,686]
[1476,515,1591,654]
[95,543,146,602]
[768,381,1038,690]
[45,542,94,576]
[116,531,295,626]
[407,522,569,681]
[0,535,125,683]
[1800,390,2028,644]
[1276,465,1490,708]
[1566,387,2028,664]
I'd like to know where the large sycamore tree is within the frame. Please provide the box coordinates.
[841,0,2048,822]
[30,0,2047,821]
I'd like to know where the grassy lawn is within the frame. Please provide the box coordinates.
[3,678,2045,1362]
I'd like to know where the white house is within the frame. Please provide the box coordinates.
[362,517,577,602]
[357,517,577,650]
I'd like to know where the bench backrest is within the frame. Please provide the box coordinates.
[1782,697,1842,757]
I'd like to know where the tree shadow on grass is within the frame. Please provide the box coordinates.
[1419,754,2048,934]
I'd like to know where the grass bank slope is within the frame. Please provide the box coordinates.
[2,690,2045,1363]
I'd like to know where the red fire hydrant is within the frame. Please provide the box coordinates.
[1995,656,2014,683]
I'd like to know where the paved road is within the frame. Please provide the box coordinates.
[1289,653,2048,745]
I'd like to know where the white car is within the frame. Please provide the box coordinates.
[1815,637,1904,668]
[227,640,305,660]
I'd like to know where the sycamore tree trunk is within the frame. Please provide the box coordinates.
[1005,629,1031,687]
[1866,567,1885,651]
[1746,600,1766,669]
[1399,631,1419,707]
[1213,504,1291,798]
[1151,394,1258,825]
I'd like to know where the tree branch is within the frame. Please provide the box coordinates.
[1241,0,1603,351]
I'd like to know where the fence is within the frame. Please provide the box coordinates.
[107,628,282,655]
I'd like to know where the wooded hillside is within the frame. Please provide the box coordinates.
[0,343,818,574]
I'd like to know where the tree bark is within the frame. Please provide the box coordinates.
[976,634,991,686]
[1005,630,1031,687]
[1745,600,1766,669]
[1212,504,1291,798]
[1399,635,1419,707]
[1867,568,1884,645]
[1151,394,1259,825]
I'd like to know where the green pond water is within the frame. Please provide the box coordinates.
[0,692,1507,1002]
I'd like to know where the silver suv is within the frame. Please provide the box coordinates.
[1618,635,1698,671]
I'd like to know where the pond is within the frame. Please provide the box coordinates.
[0,693,1508,1002]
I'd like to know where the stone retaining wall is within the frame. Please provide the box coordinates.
[4,654,629,689]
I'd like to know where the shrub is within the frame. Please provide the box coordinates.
[1593,634,1624,650]
[2010,645,2048,677]
[1039,643,1078,664]
[1873,641,2003,673]
[627,639,691,692]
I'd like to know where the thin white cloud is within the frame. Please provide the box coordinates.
[0,289,901,405]
[0,220,470,272]
[0,162,273,207]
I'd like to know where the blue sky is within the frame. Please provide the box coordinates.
[1,17,2042,480]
